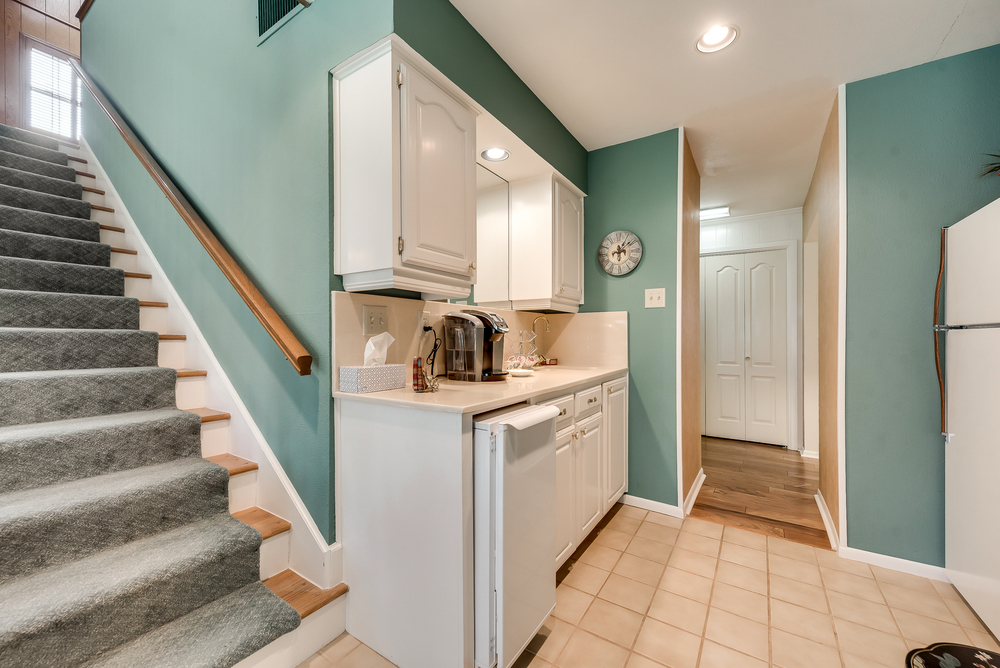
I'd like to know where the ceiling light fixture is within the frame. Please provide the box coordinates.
[481,148,510,162]
[696,25,738,53]
[700,206,731,220]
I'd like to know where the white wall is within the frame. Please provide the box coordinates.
[700,208,803,252]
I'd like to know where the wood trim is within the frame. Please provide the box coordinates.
[263,570,349,619]
[71,59,313,375]
[76,171,95,178]
[186,407,231,423]
[75,0,94,21]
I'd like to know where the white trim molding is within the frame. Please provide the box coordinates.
[621,494,685,520]
[675,126,686,509]
[683,468,706,516]
[838,547,950,583]
[837,83,849,548]
[814,491,839,550]
[801,450,819,459]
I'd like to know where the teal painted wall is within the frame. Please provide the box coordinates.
[845,44,1000,566]
[582,130,679,507]
[81,0,394,542]
[393,0,588,193]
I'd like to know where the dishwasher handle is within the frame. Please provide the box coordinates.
[499,405,560,432]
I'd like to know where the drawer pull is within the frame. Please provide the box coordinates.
[559,409,567,416]
[608,387,612,395]
[580,428,586,436]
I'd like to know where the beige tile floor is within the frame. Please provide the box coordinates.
[298,506,999,668]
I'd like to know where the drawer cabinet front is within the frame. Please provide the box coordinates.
[575,385,603,421]
[543,394,575,432]
[577,413,604,538]
[555,426,576,568]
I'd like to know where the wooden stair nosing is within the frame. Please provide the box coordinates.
[124,271,152,279]
[139,301,168,308]
[82,186,105,195]
[110,247,137,255]
[158,333,186,341]
[263,570,349,619]
[205,453,258,476]
[232,507,291,540]
[91,204,116,213]
[68,155,87,164]
[186,407,231,423]
[76,171,96,179]
[175,368,207,378]
[99,224,125,233]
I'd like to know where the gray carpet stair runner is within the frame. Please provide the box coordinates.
[0,123,299,667]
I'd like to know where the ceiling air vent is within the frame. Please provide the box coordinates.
[259,0,301,37]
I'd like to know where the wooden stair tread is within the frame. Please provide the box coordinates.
[124,271,152,279]
[158,333,186,341]
[76,171,96,179]
[233,507,290,540]
[186,407,231,423]
[139,301,168,308]
[82,186,105,195]
[175,368,207,378]
[68,155,87,164]
[110,247,137,255]
[206,453,258,476]
[91,204,115,213]
[99,224,124,233]
[263,570,349,619]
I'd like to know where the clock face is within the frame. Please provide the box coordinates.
[599,231,643,276]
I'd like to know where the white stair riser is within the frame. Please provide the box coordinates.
[229,470,258,512]
[139,305,168,332]
[200,420,230,457]
[260,532,291,580]
[90,208,116,227]
[175,375,206,410]
[82,191,104,206]
[125,276,151,300]
[158,339,185,369]
[110,252,137,272]
[99,228,125,246]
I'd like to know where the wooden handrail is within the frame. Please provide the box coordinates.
[76,0,95,21]
[70,59,313,375]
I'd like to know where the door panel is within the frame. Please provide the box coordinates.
[704,255,745,439]
[555,181,584,302]
[745,250,788,445]
[604,379,627,508]
[578,414,603,538]
[399,64,476,276]
[946,329,1000,634]
[555,428,575,568]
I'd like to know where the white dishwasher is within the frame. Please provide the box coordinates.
[473,404,559,668]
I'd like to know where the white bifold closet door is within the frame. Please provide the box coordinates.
[704,249,788,446]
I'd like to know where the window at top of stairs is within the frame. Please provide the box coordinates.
[258,0,307,40]
[26,45,82,142]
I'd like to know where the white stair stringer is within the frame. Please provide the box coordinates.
[75,138,345,665]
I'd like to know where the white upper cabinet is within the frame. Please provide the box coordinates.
[485,173,584,313]
[332,36,479,298]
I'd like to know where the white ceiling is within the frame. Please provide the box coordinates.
[449,0,1000,216]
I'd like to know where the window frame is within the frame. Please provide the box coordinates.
[19,34,83,144]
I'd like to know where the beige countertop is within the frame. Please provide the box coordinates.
[333,366,628,415]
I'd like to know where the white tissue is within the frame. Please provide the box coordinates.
[364,332,395,366]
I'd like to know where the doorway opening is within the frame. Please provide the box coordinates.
[694,210,827,547]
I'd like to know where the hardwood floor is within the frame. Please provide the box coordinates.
[692,436,831,549]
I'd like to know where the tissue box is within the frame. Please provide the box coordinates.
[339,364,406,394]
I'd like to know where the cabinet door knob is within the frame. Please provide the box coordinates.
[608,387,612,395]
[559,409,567,416]
[580,428,587,436]
[470,261,477,271]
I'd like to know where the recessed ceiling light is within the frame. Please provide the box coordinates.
[696,25,738,53]
[481,148,510,162]
[700,206,731,220]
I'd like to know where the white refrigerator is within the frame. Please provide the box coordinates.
[473,404,559,668]
[938,195,1000,635]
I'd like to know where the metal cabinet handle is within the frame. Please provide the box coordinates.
[559,409,567,416]
[608,387,612,395]
[580,428,587,436]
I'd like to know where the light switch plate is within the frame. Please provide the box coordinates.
[645,288,666,308]
[363,305,388,336]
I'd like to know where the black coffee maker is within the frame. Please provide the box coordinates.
[442,309,510,381]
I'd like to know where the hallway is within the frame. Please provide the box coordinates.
[692,437,829,549]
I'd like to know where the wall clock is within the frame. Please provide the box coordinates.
[599,231,643,276]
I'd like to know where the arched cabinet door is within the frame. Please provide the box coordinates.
[399,63,477,278]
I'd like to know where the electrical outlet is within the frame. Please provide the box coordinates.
[363,305,388,336]
[645,288,666,308]
[418,310,432,332]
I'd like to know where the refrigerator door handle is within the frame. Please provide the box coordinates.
[935,227,947,436]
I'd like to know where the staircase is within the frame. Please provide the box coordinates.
[0,122,344,667]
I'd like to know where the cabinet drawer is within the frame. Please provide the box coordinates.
[543,395,575,432]
[575,385,603,421]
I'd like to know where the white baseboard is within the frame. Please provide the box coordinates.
[801,449,819,459]
[620,494,684,519]
[814,491,838,551]
[838,546,950,582]
[683,468,706,516]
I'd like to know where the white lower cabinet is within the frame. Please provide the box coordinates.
[539,375,628,569]
[555,427,576,567]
